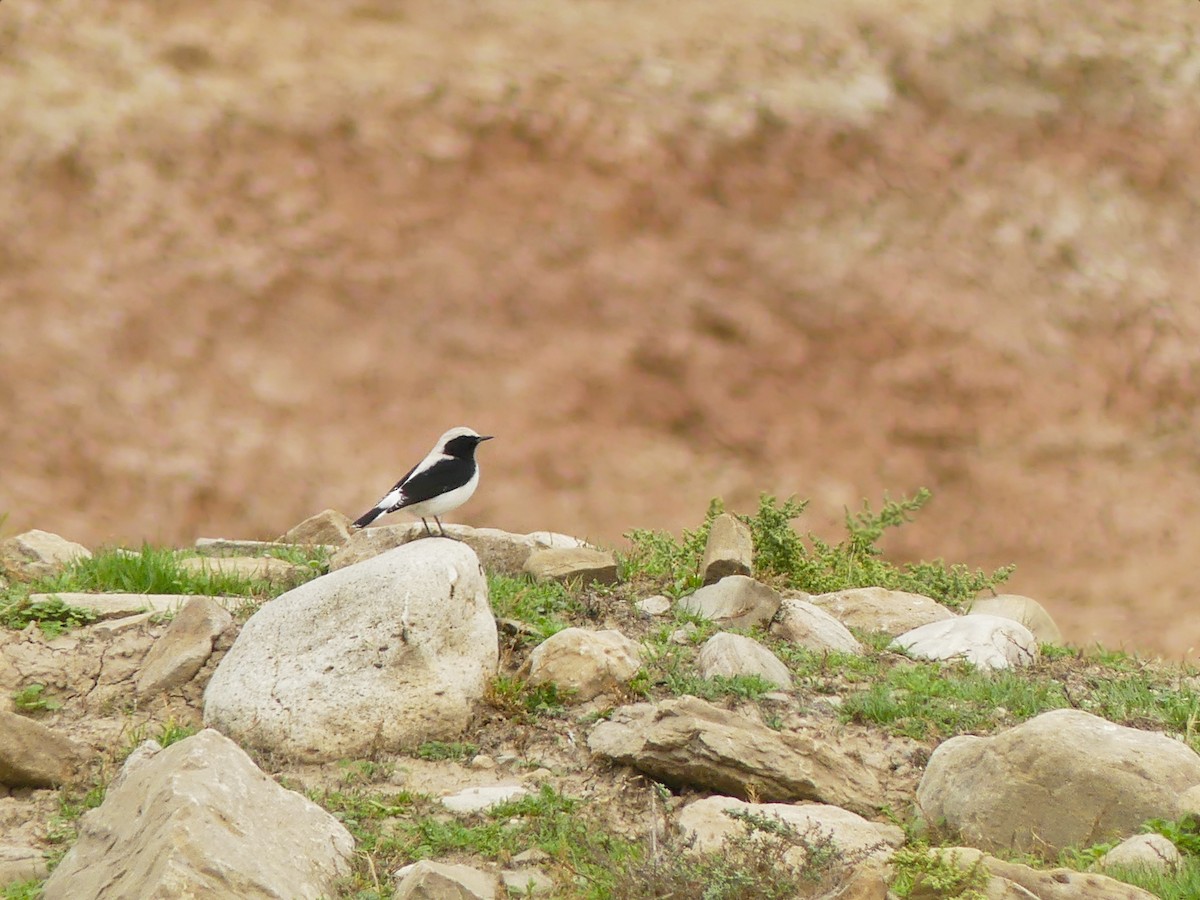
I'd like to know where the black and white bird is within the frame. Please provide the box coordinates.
[352,426,493,536]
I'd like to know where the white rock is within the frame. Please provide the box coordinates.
[891,614,1038,670]
[203,540,497,761]
[43,730,353,900]
[0,530,90,581]
[808,586,953,635]
[393,859,498,899]
[678,575,780,629]
[136,595,232,696]
[441,784,528,814]
[1094,833,1181,872]
[697,632,792,689]
[635,595,672,616]
[770,598,863,654]
[966,594,1063,645]
[526,627,641,701]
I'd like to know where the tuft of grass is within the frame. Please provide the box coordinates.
[1060,816,1200,899]
[1,880,44,900]
[12,683,62,712]
[485,674,570,718]
[488,573,580,640]
[415,741,479,762]
[889,845,990,899]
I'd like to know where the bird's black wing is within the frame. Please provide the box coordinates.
[390,457,474,509]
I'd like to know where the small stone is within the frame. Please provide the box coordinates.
[526,628,642,701]
[892,615,1038,671]
[771,597,863,654]
[670,623,698,645]
[678,575,780,629]
[697,632,792,689]
[965,594,1063,645]
[136,596,233,696]
[440,784,527,814]
[277,509,353,547]
[808,586,953,635]
[511,848,550,865]
[0,530,90,582]
[469,754,497,770]
[0,844,49,885]
[393,859,497,899]
[523,547,618,585]
[500,867,553,895]
[1093,833,1181,872]
[0,710,89,788]
[699,514,753,585]
[635,595,671,617]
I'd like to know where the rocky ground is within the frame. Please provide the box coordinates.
[3,1,1200,660]
[2,513,1199,899]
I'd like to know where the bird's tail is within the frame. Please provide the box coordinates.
[352,507,385,529]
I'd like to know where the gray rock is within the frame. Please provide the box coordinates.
[500,868,553,895]
[440,784,527,814]
[932,847,1158,900]
[1177,783,1200,816]
[526,628,641,701]
[194,538,317,556]
[770,597,863,654]
[277,508,353,546]
[136,596,233,696]
[176,554,309,583]
[917,709,1200,854]
[696,632,792,689]
[204,539,497,761]
[0,710,88,788]
[26,592,207,620]
[965,594,1063,645]
[0,530,90,582]
[699,514,753,585]
[892,614,1039,670]
[331,523,590,577]
[393,859,498,899]
[0,844,49,885]
[43,730,353,900]
[588,696,884,815]
[523,547,618,585]
[1093,833,1181,873]
[808,586,953,635]
[635,595,672,616]
[678,575,781,629]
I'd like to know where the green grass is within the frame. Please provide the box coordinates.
[1,880,44,900]
[486,673,570,718]
[888,845,989,899]
[0,595,98,637]
[12,683,62,712]
[415,741,479,762]
[488,573,580,640]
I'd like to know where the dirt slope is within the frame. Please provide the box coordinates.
[2,0,1200,656]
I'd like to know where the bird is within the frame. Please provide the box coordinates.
[352,426,494,536]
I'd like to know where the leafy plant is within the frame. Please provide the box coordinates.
[620,498,725,596]
[415,741,479,762]
[889,845,989,899]
[0,596,98,637]
[488,574,579,640]
[12,683,61,712]
[485,674,569,718]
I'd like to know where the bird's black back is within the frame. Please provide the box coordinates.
[393,456,475,509]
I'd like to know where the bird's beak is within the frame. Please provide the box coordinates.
[478,435,494,442]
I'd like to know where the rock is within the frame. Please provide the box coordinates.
[699,514,753,585]
[677,796,903,869]
[696,632,792,689]
[393,859,498,900]
[771,597,863,654]
[43,730,353,900]
[965,594,1063,645]
[0,844,49,885]
[0,530,90,581]
[500,868,553,895]
[1093,833,1181,872]
[0,709,88,788]
[136,596,233,696]
[176,554,308,583]
[511,848,549,865]
[808,586,953,635]
[277,508,352,546]
[526,628,642,701]
[194,538,307,556]
[1177,783,1200,815]
[891,615,1038,670]
[330,523,590,577]
[917,709,1200,854]
[635,595,671,616]
[678,575,781,629]
[26,592,213,621]
[204,540,498,761]
[523,547,618,585]
[588,696,884,815]
[930,848,1158,900]
[440,784,527,814]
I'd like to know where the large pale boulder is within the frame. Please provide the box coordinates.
[917,709,1200,853]
[966,594,1063,645]
[696,632,792,689]
[204,539,498,760]
[699,514,753,585]
[0,710,88,788]
[678,576,781,629]
[0,530,90,581]
[588,696,884,815]
[136,596,233,696]
[891,615,1038,670]
[770,598,863,654]
[807,586,953,635]
[527,628,641,701]
[43,730,353,900]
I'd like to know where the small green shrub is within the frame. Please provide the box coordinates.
[485,674,569,718]
[415,741,479,762]
[889,845,989,899]
[0,595,98,637]
[12,683,61,712]
[488,574,579,639]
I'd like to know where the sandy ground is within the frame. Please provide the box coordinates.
[3,0,1200,657]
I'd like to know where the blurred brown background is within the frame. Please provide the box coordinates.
[2,1,1198,658]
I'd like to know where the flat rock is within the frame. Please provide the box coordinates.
[699,514,753,585]
[136,596,233,696]
[526,628,641,701]
[393,859,498,900]
[440,784,528,814]
[678,575,781,629]
[277,508,353,546]
[808,586,953,635]
[1094,833,1181,873]
[696,632,792,689]
[677,796,902,869]
[0,843,48,885]
[500,868,553,895]
[917,709,1200,854]
[523,547,618,585]
[588,696,884,815]
[0,709,89,788]
[931,847,1158,900]
[28,592,220,620]
[965,593,1063,645]
[42,730,354,900]
[0,530,90,582]
[177,554,308,582]
[194,538,324,557]
[635,594,671,616]
[770,597,863,654]
[892,614,1038,670]
[331,523,591,577]
[204,539,498,761]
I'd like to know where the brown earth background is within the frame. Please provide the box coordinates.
[2,1,1199,658]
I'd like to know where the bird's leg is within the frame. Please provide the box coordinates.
[435,517,446,536]
[421,518,433,537]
